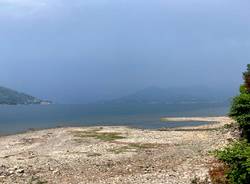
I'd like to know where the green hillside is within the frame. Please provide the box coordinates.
[0,86,49,105]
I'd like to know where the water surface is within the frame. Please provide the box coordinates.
[0,103,229,135]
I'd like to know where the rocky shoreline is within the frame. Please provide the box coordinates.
[0,116,238,184]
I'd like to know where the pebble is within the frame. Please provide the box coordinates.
[16,169,24,173]
[8,170,14,175]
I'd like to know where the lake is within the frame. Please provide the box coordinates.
[0,103,229,135]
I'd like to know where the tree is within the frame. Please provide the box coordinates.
[216,64,250,184]
[243,64,250,93]
[230,65,250,140]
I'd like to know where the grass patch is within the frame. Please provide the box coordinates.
[128,143,158,149]
[108,146,136,154]
[86,152,102,157]
[28,176,48,184]
[72,129,125,142]
[108,143,159,154]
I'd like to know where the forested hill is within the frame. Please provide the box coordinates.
[0,86,50,105]
[101,86,234,105]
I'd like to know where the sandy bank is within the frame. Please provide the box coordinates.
[0,116,238,184]
[160,116,232,129]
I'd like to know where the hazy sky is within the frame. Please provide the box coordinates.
[0,0,249,103]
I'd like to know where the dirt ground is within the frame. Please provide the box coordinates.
[0,116,238,184]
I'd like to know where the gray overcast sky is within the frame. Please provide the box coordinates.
[0,0,249,103]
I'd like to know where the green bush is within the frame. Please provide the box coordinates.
[216,141,250,184]
[215,65,250,184]
[240,85,248,94]
[230,94,250,117]
[230,93,250,140]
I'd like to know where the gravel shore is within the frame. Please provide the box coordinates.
[0,116,238,184]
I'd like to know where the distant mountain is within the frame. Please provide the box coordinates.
[0,86,50,105]
[101,86,234,105]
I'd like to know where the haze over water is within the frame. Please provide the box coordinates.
[0,0,249,104]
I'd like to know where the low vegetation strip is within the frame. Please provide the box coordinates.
[72,128,126,142]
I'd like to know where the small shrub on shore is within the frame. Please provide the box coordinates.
[215,141,250,184]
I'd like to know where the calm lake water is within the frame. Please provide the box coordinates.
[0,103,229,135]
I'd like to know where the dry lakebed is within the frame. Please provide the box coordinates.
[0,116,238,184]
